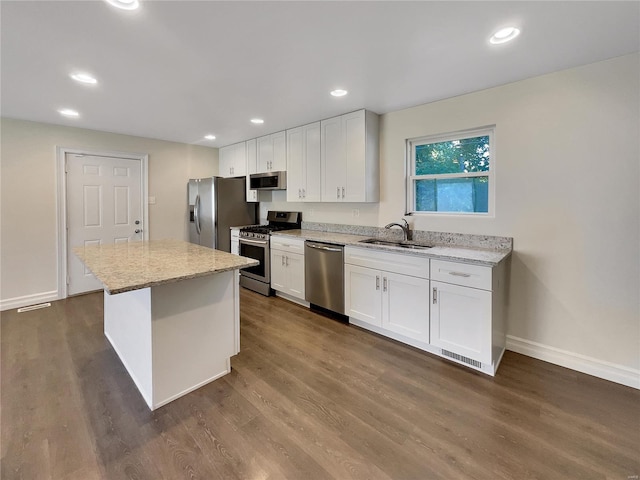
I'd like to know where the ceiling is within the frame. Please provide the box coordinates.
[2,1,638,148]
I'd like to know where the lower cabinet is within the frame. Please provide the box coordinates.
[270,236,305,301]
[430,280,492,364]
[345,247,430,345]
[344,247,507,376]
[230,228,239,255]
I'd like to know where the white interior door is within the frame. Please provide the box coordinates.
[66,153,143,295]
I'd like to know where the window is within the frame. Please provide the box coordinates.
[406,127,494,215]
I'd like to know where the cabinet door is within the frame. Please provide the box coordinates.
[272,131,286,171]
[382,272,430,343]
[219,145,233,177]
[257,135,273,173]
[303,122,322,202]
[286,126,304,202]
[321,115,346,201]
[345,264,381,327]
[232,142,247,177]
[430,280,492,364]
[270,250,287,292]
[344,110,366,202]
[245,139,258,202]
[285,253,305,300]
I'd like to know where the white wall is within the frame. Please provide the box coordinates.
[0,119,217,307]
[263,54,640,379]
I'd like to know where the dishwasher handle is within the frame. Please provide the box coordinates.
[306,242,343,253]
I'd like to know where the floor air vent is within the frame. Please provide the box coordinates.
[441,349,482,369]
[17,303,51,313]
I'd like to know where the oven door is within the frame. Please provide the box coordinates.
[239,237,270,283]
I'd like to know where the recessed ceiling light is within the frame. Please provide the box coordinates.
[204,134,216,140]
[59,108,80,118]
[330,89,348,97]
[489,26,520,45]
[104,0,140,10]
[251,118,264,124]
[70,72,98,84]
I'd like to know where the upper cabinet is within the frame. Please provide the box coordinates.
[321,110,379,203]
[219,141,247,178]
[286,122,321,202]
[256,131,286,173]
[245,139,258,202]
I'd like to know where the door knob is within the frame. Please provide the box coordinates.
[135,229,141,234]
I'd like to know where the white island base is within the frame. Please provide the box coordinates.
[104,270,240,410]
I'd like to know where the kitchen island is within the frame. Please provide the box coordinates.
[74,239,258,410]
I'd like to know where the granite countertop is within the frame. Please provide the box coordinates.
[271,230,511,266]
[73,239,258,294]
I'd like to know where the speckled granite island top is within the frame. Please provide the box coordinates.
[74,239,258,294]
[272,230,511,267]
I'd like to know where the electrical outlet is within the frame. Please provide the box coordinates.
[352,209,359,217]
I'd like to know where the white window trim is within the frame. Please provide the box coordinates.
[405,126,495,217]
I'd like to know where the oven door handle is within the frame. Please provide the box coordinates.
[240,238,269,245]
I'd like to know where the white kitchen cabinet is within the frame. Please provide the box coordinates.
[230,228,240,255]
[321,110,379,202]
[345,247,430,344]
[345,248,508,376]
[245,139,258,202]
[286,122,321,202]
[219,142,247,178]
[429,259,496,366]
[270,236,305,301]
[256,131,286,173]
[430,279,492,365]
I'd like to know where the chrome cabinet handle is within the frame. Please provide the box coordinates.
[433,287,437,304]
[449,271,471,278]
[302,188,305,199]
[298,188,301,199]
[342,187,345,198]
[376,276,380,290]
[383,277,387,292]
[285,256,289,266]
[336,187,340,199]
[281,255,285,266]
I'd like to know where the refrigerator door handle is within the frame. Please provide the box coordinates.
[194,194,201,235]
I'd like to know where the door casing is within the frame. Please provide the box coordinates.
[56,146,149,299]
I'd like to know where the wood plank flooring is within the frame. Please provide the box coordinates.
[2,289,639,479]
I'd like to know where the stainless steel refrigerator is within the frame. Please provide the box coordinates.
[188,177,257,252]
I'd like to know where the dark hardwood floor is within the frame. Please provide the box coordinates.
[2,289,639,479]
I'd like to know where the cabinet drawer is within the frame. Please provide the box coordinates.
[270,235,305,254]
[345,246,429,279]
[430,259,491,290]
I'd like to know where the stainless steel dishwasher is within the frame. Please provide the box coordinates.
[304,241,345,315]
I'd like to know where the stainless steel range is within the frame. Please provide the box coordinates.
[239,211,301,296]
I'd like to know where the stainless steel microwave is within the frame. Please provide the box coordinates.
[249,171,287,190]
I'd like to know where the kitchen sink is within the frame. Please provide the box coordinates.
[358,238,432,249]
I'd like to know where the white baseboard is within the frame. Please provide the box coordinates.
[0,291,59,312]
[506,335,640,390]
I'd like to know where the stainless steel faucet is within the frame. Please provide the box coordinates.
[384,219,412,241]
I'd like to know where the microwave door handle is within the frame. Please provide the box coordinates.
[194,194,201,235]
